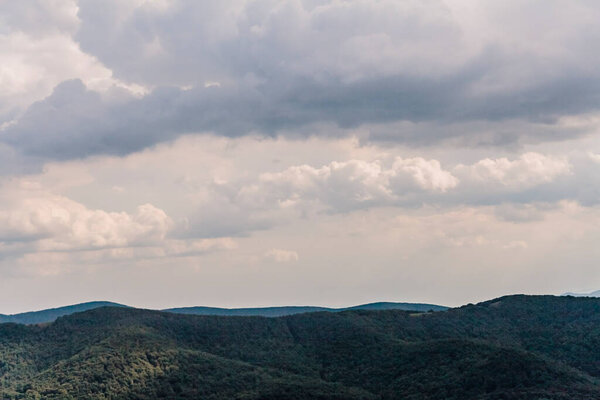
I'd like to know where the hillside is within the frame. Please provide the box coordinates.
[0,295,600,399]
[165,301,447,317]
[0,302,128,325]
[0,301,447,325]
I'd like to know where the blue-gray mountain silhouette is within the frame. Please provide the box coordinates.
[0,301,447,325]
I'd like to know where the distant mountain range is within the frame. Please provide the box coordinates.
[0,301,448,325]
[165,302,448,318]
[563,290,600,297]
[1,295,600,399]
[0,301,128,325]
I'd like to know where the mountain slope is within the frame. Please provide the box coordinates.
[0,301,447,325]
[1,295,600,399]
[164,301,447,317]
[0,301,128,325]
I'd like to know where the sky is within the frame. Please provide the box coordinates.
[1,0,600,313]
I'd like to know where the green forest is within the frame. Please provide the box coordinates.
[1,295,599,399]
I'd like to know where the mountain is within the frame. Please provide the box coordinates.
[0,301,128,325]
[343,301,447,311]
[164,301,448,317]
[1,295,600,399]
[563,290,600,297]
[0,301,447,325]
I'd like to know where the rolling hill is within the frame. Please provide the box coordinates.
[0,301,128,325]
[0,301,447,325]
[0,295,600,399]
[164,301,448,317]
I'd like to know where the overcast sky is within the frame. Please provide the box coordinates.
[1,0,600,313]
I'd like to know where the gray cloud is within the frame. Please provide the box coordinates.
[4,69,599,160]
[3,0,600,160]
[172,152,599,238]
[0,0,78,36]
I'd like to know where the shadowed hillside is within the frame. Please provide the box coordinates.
[0,295,600,399]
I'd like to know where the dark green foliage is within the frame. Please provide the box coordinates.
[1,295,600,399]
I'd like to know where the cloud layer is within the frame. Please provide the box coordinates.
[3,0,600,160]
[2,1,600,311]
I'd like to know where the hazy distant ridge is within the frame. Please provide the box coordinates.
[0,301,128,325]
[563,290,600,297]
[165,301,447,317]
[0,301,447,325]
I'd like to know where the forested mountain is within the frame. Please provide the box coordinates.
[1,295,600,399]
[0,302,447,325]
[164,301,448,317]
[0,302,128,325]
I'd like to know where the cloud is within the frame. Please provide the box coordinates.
[493,203,549,223]
[5,1,600,309]
[172,146,599,238]
[2,79,272,159]
[455,152,571,188]
[0,0,146,130]
[589,152,600,164]
[176,156,457,237]
[0,32,115,122]
[4,1,600,159]
[264,248,299,263]
[74,0,463,86]
[0,177,243,268]
[244,157,457,211]
[390,158,458,192]
[17,134,593,243]
[0,0,79,36]
[0,190,172,251]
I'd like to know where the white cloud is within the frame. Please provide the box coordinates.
[264,248,299,263]
[0,190,172,251]
[390,157,458,192]
[588,152,600,164]
[0,32,104,118]
[455,152,571,188]
[0,133,598,308]
[0,160,257,268]
[0,0,150,125]
[252,157,457,211]
[8,136,594,245]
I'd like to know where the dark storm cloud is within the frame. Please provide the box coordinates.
[3,0,600,160]
[4,66,600,160]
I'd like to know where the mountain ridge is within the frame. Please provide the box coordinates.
[0,301,128,325]
[164,301,448,318]
[563,290,600,297]
[0,300,448,325]
[1,294,599,399]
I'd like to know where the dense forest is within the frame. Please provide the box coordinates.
[1,295,599,399]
